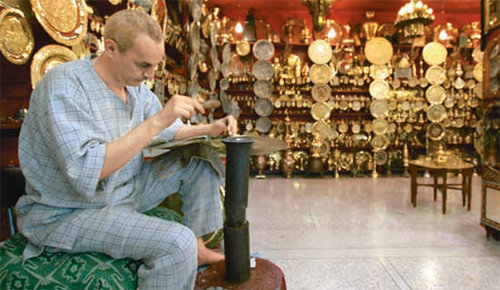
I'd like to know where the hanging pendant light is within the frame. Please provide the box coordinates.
[395,0,435,38]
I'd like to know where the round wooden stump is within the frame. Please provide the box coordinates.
[195,258,286,289]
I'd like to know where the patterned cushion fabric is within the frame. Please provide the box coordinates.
[0,207,182,290]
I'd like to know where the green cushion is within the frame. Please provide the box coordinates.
[0,207,182,290]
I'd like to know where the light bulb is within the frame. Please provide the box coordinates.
[235,22,243,33]
[439,29,447,41]
[328,28,336,39]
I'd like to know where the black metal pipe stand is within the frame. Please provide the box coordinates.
[222,137,253,284]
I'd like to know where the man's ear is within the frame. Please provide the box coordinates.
[103,38,119,56]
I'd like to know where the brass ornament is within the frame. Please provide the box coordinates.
[369,99,389,118]
[426,104,447,123]
[0,8,34,65]
[311,101,332,121]
[372,118,389,135]
[371,134,389,150]
[473,63,483,82]
[30,0,88,46]
[236,40,250,56]
[425,65,447,85]
[364,37,393,65]
[369,79,390,99]
[30,44,77,88]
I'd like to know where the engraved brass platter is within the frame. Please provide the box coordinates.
[307,39,332,65]
[253,80,273,98]
[425,66,447,85]
[309,64,331,84]
[369,64,389,79]
[0,8,34,65]
[370,99,389,118]
[236,40,250,56]
[372,118,389,135]
[422,42,447,66]
[30,44,77,88]
[311,83,331,102]
[365,37,393,65]
[425,85,446,105]
[375,150,388,166]
[426,104,447,123]
[253,39,275,61]
[369,79,390,99]
[426,122,445,141]
[311,102,331,121]
[30,0,88,46]
[473,63,483,82]
[252,60,274,81]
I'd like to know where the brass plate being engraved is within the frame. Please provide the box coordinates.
[0,8,34,65]
[308,39,332,65]
[253,80,273,98]
[369,79,390,99]
[253,39,275,61]
[425,85,446,105]
[422,42,447,66]
[252,60,274,81]
[425,66,447,85]
[365,37,393,65]
[426,104,447,123]
[31,0,88,46]
[370,99,389,118]
[372,118,389,135]
[311,83,331,102]
[311,102,331,121]
[30,44,77,88]
[309,64,331,84]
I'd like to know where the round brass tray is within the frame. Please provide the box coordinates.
[255,117,272,133]
[311,83,331,102]
[253,39,275,61]
[427,104,447,123]
[253,80,273,98]
[371,134,389,150]
[0,8,34,65]
[473,63,483,82]
[365,37,393,65]
[307,39,332,64]
[422,42,447,66]
[255,97,273,117]
[369,79,390,99]
[425,66,447,85]
[30,44,77,88]
[312,120,331,138]
[311,102,331,121]
[236,40,250,56]
[309,64,331,84]
[252,60,274,81]
[31,0,88,46]
[427,123,446,141]
[425,85,446,105]
[375,150,388,166]
[369,64,390,79]
[370,99,389,118]
[372,118,389,135]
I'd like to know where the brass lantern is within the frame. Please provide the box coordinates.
[394,0,434,38]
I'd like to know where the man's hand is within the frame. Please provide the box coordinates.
[210,115,238,137]
[156,94,205,129]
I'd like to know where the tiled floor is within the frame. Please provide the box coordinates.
[246,175,500,290]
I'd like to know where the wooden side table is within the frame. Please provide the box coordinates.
[410,158,474,214]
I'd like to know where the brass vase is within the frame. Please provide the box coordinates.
[253,155,267,179]
[281,149,295,178]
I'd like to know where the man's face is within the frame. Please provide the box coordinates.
[114,34,165,87]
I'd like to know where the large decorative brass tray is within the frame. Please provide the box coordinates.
[30,0,88,46]
[30,44,77,88]
[0,8,34,65]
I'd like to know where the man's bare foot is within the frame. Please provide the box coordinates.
[197,238,224,266]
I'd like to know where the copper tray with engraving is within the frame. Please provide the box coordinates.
[30,44,77,88]
[0,8,34,65]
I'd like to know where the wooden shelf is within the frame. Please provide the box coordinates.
[0,122,22,130]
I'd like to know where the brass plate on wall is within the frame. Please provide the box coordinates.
[253,39,275,61]
[309,64,331,84]
[311,102,331,121]
[0,8,34,65]
[422,42,447,66]
[308,39,332,64]
[311,83,331,102]
[31,0,88,46]
[365,37,393,65]
[30,44,77,88]
[427,104,447,123]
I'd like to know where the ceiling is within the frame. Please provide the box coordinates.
[206,0,481,31]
